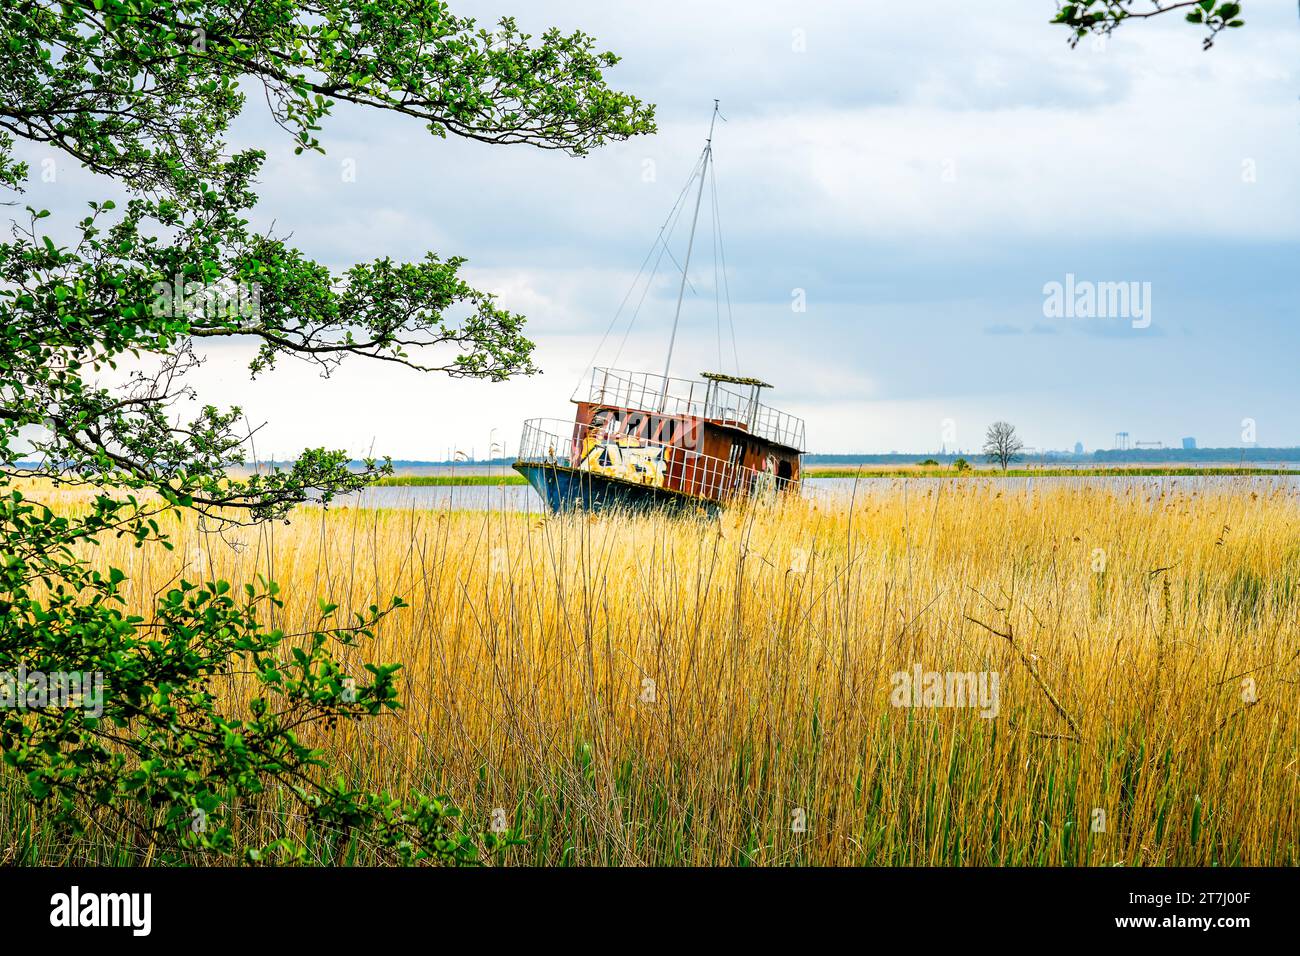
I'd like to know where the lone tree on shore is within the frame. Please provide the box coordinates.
[0,0,652,864]
[983,422,1026,472]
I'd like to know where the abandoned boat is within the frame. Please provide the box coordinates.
[513,106,806,514]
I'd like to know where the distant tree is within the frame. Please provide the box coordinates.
[1053,1,1246,50]
[953,457,971,472]
[918,458,940,466]
[983,422,1025,472]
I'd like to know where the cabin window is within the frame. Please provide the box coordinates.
[590,409,681,446]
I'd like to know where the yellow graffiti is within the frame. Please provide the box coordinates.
[579,436,670,487]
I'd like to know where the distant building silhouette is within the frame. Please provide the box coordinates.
[1073,441,1084,455]
[1182,437,1196,450]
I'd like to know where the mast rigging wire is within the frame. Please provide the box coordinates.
[580,104,740,391]
[578,148,707,386]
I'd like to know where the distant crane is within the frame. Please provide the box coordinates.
[1134,440,1164,449]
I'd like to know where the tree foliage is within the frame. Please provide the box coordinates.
[1053,1,1246,49]
[0,0,653,863]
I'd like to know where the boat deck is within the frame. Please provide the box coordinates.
[574,367,806,452]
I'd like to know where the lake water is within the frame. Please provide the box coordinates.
[336,474,1300,513]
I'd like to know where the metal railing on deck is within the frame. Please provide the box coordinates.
[515,418,795,505]
[575,368,806,452]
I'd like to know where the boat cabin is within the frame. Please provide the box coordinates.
[513,367,804,510]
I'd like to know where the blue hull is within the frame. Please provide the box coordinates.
[514,462,720,517]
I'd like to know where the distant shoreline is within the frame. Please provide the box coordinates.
[315,448,1300,477]
[801,465,1299,478]
[364,447,1299,470]
[364,465,1299,487]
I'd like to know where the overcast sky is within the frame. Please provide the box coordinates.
[22,1,1300,458]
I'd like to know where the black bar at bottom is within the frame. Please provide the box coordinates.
[0,865,1283,944]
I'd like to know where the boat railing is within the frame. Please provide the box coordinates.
[576,368,806,452]
[516,418,793,504]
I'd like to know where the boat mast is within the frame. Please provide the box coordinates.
[658,101,720,412]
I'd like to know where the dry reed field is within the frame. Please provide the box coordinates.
[6,478,1299,865]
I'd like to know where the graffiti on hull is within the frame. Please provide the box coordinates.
[578,436,670,487]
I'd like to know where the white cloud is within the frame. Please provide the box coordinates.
[11,0,1300,455]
